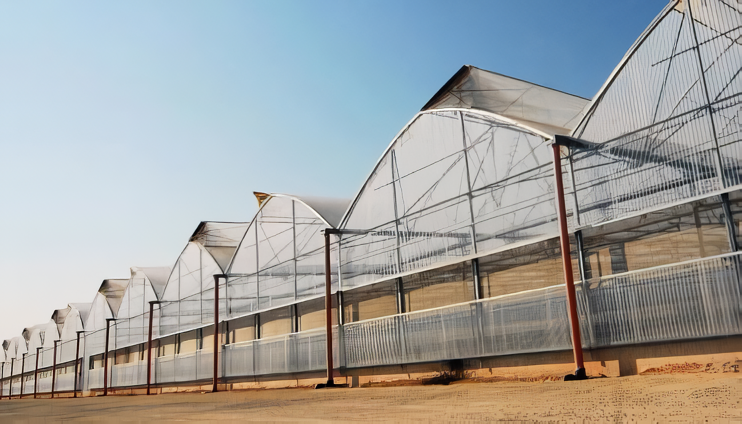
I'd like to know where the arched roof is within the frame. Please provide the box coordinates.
[22,321,57,351]
[2,337,24,359]
[54,303,90,342]
[423,65,589,136]
[97,279,127,316]
[188,221,249,271]
[226,193,351,275]
[339,82,557,288]
[567,0,742,226]
[85,278,128,332]
[132,267,171,300]
[221,193,350,314]
[160,222,248,303]
[284,194,351,229]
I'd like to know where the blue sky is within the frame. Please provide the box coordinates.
[0,0,667,338]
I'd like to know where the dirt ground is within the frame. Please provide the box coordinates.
[0,373,740,423]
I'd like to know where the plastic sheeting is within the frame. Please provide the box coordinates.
[423,65,589,136]
[340,110,557,289]
[226,194,346,320]
[568,0,742,228]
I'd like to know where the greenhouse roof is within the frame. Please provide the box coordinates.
[97,279,128,317]
[422,65,589,136]
[130,266,171,300]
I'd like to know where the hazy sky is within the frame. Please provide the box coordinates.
[0,0,667,338]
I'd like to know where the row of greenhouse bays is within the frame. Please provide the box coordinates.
[3,189,736,392]
[94,191,741,369]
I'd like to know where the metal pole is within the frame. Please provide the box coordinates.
[213,274,226,393]
[320,230,340,388]
[103,319,113,396]
[146,301,158,395]
[552,142,587,380]
[34,347,41,399]
[74,331,83,398]
[8,356,14,399]
[19,354,25,398]
[51,340,59,398]
[1,363,4,400]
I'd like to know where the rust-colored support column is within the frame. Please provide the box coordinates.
[551,141,586,381]
[318,229,341,388]
[74,331,83,398]
[212,274,226,393]
[19,354,26,398]
[8,357,14,399]
[1,362,4,400]
[146,301,159,395]
[103,319,114,396]
[33,347,41,399]
[51,340,59,398]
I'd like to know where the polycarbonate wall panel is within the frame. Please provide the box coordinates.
[87,367,104,390]
[343,286,571,368]
[154,351,220,384]
[582,252,742,347]
[223,328,338,378]
[55,367,76,392]
[111,361,147,388]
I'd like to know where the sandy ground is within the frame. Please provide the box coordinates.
[0,374,740,423]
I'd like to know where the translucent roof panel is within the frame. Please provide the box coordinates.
[161,221,248,303]
[84,278,127,332]
[3,337,24,359]
[57,303,89,342]
[189,222,249,270]
[568,0,742,227]
[340,109,557,289]
[162,242,222,301]
[226,194,349,315]
[119,267,169,318]
[115,266,169,347]
[22,321,57,351]
[423,65,589,136]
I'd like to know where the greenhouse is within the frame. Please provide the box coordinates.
[1,0,741,397]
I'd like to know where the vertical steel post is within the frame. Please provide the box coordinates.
[1,362,4,400]
[19,354,25,398]
[146,301,158,395]
[103,319,113,396]
[8,357,14,399]
[721,193,738,252]
[395,278,405,314]
[34,347,41,399]
[552,142,586,380]
[51,340,59,397]
[213,274,226,393]
[74,331,82,398]
[321,230,339,387]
